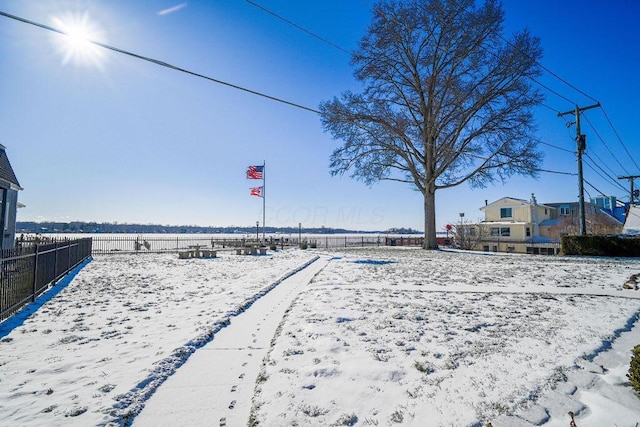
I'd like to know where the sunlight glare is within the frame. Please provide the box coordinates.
[51,12,106,68]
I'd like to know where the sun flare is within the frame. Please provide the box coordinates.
[51,12,105,68]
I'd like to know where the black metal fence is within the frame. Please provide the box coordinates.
[1,238,92,322]
[308,235,384,248]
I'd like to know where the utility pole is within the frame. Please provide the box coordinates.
[618,175,640,206]
[558,103,600,235]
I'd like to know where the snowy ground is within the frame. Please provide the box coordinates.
[1,247,640,426]
[0,250,316,426]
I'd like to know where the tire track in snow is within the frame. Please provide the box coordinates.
[111,255,321,426]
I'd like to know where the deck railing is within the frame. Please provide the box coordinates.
[89,234,388,254]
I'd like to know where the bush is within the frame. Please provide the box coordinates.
[269,244,277,251]
[300,243,308,250]
[562,235,640,257]
[629,344,640,396]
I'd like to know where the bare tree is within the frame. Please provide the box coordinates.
[320,0,544,249]
[455,220,488,250]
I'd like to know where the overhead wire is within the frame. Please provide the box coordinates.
[585,149,625,184]
[2,9,578,181]
[0,10,322,115]
[583,155,629,193]
[247,0,624,180]
[582,113,631,176]
[244,0,352,55]
[533,137,574,154]
[246,0,634,186]
[494,33,600,105]
[599,106,640,171]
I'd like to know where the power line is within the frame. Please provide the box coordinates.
[0,10,322,115]
[530,76,576,105]
[495,33,600,105]
[535,168,576,176]
[585,150,629,187]
[0,9,583,183]
[540,103,562,114]
[246,0,583,108]
[582,113,630,176]
[245,0,352,55]
[583,155,629,193]
[533,137,574,154]
[599,106,640,171]
[583,178,613,200]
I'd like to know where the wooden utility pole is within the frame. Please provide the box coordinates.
[558,103,600,235]
[619,175,640,206]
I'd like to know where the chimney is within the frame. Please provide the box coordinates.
[530,193,540,237]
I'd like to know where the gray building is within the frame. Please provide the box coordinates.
[0,144,22,249]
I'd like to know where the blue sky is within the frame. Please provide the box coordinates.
[1,0,639,231]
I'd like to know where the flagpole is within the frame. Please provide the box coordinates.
[262,161,266,242]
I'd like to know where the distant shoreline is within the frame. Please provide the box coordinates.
[17,221,423,235]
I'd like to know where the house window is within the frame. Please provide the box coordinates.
[483,246,490,252]
[491,227,510,237]
[500,207,512,218]
[560,207,570,216]
[526,227,531,237]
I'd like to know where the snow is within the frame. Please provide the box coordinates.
[623,205,640,235]
[1,247,640,426]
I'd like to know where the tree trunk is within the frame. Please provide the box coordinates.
[423,188,437,249]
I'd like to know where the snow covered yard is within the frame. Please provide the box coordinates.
[0,250,316,426]
[1,247,640,426]
[250,248,640,426]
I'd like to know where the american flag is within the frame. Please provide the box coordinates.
[250,186,263,197]
[246,165,264,179]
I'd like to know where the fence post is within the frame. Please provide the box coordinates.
[31,244,39,302]
[53,240,59,283]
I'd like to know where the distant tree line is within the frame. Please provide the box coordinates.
[16,221,420,235]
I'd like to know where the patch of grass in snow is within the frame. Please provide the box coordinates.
[332,413,358,426]
[256,371,269,384]
[64,406,87,417]
[300,403,329,417]
[283,348,304,356]
[372,348,391,362]
[414,360,435,374]
[390,409,404,423]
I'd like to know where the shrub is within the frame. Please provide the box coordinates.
[269,244,277,251]
[300,243,308,250]
[629,344,640,396]
[562,235,640,257]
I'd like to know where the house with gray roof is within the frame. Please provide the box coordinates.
[0,144,22,249]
